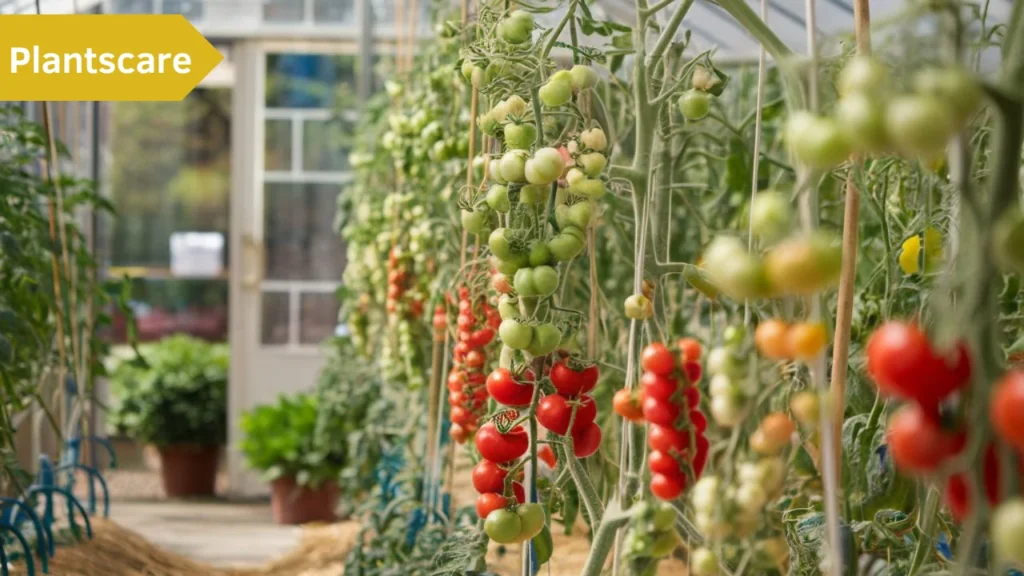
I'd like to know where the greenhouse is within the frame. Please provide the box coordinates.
[1,0,1023,574]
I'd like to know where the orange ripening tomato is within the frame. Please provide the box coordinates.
[754,319,792,360]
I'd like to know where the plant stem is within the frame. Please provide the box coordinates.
[909,487,941,574]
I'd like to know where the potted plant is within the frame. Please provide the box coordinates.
[240,393,344,525]
[107,335,228,497]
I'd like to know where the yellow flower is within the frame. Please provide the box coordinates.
[899,226,943,275]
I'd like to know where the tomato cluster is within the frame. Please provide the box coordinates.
[754,319,828,362]
[626,340,709,500]
[473,419,528,517]
[447,286,500,444]
[386,246,423,318]
[706,328,749,427]
[621,501,681,564]
[866,321,970,408]
[536,359,602,458]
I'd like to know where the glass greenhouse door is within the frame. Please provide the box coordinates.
[229,40,361,495]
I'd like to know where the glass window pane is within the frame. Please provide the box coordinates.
[163,0,204,19]
[371,0,394,24]
[263,0,304,22]
[265,54,357,109]
[264,119,292,171]
[264,183,346,281]
[314,0,355,23]
[302,119,349,172]
[299,293,340,344]
[261,292,290,345]
[111,0,154,13]
[109,278,229,343]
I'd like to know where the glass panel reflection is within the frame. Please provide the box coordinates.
[300,292,340,344]
[265,54,357,109]
[261,291,290,345]
[303,119,350,172]
[264,183,346,281]
[265,119,292,171]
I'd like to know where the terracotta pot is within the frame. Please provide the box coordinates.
[157,444,220,498]
[270,475,339,525]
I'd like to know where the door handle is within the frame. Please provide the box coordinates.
[242,234,264,290]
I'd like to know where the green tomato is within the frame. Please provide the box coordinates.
[505,95,528,117]
[835,92,889,153]
[513,267,538,296]
[529,241,553,266]
[498,295,520,320]
[838,55,888,97]
[525,148,565,185]
[554,204,570,229]
[516,503,546,541]
[691,547,719,576]
[992,499,1024,564]
[489,228,513,259]
[486,185,511,213]
[566,201,593,230]
[784,111,851,170]
[539,77,572,107]
[484,509,523,544]
[577,152,607,177]
[569,178,606,199]
[478,112,499,136]
[460,60,475,82]
[707,251,773,300]
[548,232,584,262]
[763,231,842,296]
[993,206,1024,274]
[884,95,955,159]
[914,66,981,123]
[623,293,653,319]
[520,184,548,204]
[652,504,676,532]
[649,530,680,558]
[565,167,586,187]
[494,252,530,276]
[527,323,561,356]
[569,64,599,91]
[532,525,554,566]
[579,128,607,151]
[678,89,712,121]
[499,318,534,350]
[531,265,559,296]
[501,150,529,183]
[560,225,586,241]
[461,209,490,235]
[750,190,793,243]
[504,122,537,150]
[499,10,534,44]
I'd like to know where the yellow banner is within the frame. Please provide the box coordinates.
[0,15,223,101]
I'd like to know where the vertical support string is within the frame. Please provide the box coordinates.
[744,0,768,326]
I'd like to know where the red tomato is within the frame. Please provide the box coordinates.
[641,343,676,376]
[572,422,602,458]
[648,424,690,455]
[612,389,645,422]
[650,473,685,500]
[648,450,683,477]
[472,460,508,493]
[693,434,709,478]
[512,481,526,504]
[689,409,708,434]
[487,368,535,407]
[684,386,700,408]
[476,492,508,518]
[886,404,952,474]
[538,445,557,468]
[641,371,679,401]
[458,313,475,331]
[550,361,598,396]
[454,341,470,359]
[944,445,1001,521]
[677,337,702,363]
[682,362,702,384]
[433,313,447,330]
[573,396,598,431]
[476,422,529,464]
[449,391,465,405]
[448,371,466,392]
[467,372,487,385]
[468,328,496,348]
[450,405,473,426]
[642,395,682,427]
[465,350,486,369]
[492,273,513,294]
[991,370,1024,451]
[450,423,468,444]
[537,394,572,435]
[866,322,968,406]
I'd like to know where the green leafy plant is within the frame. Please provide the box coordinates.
[106,334,227,446]
[240,392,343,488]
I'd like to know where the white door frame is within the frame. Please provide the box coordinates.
[227,38,362,497]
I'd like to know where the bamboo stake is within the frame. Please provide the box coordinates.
[828,0,871,485]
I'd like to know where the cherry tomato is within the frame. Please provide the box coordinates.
[450,405,473,426]
[450,423,468,444]
[684,386,701,409]
[572,422,602,458]
[487,368,535,407]
[677,337,703,363]
[477,492,509,519]
[678,89,711,121]
[468,328,496,348]
[866,322,957,406]
[754,319,792,360]
[760,412,796,450]
[648,450,683,478]
[641,371,678,401]
[886,404,951,474]
[991,370,1024,451]
[465,350,486,369]
[447,371,466,392]
[787,322,828,360]
[536,394,572,435]
[550,361,598,396]
[573,396,598,431]
[651,473,686,500]
[512,481,526,504]
[642,395,682,427]
[613,389,645,422]
[641,343,676,376]
[885,95,955,158]
[648,424,690,455]
[476,422,529,464]
[689,409,708,434]
[472,460,509,494]
[682,362,702,384]
[991,499,1024,564]
[693,434,709,478]
[538,445,557,468]
[945,445,1001,521]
